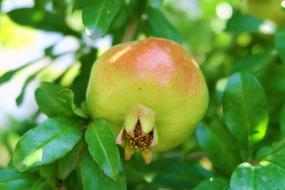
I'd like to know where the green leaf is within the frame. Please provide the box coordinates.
[80,153,126,190]
[223,72,268,157]
[82,0,124,39]
[8,8,74,35]
[31,178,51,190]
[85,119,121,179]
[13,117,82,171]
[196,122,241,174]
[230,139,285,190]
[149,158,212,189]
[193,177,229,190]
[0,169,35,190]
[39,164,57,186]
[281,104,285,134]
[230,162,285,190]
[58,140,84,180]
[232,51,274,75]
[35,82,87,118]
[226,13,263,33]
[147,7,182,43]
[275,27,285,63]
[71,49,97,105]
[148,0,163,8]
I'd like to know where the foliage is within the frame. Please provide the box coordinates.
[0,0,285,189]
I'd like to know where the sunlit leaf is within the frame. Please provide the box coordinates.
[13,117,82,171]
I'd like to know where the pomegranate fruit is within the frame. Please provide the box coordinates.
[86,38,208,163]
[241,0,285,26]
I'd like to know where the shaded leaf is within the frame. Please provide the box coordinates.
[226,13,263,33]
[147,7,182,43]
[80,153,126,190]
[232,51,274,75]
[35,82,87,118]
[149,158,212,189]
[31,178,51,190]
[281,104,285,134]
[85,119,120,179]
[58,140,84,180]
[196,122,241,174]
[13,117,82,171]
[0,169,35,190]
[275,27,285,63]
[8,8,75,35]
[71,49,97,105]
[39,164,57,186]
[223,72,268,157]
[193,177,229,190]
[82,0,124,39]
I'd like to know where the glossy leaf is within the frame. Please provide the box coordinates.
[196,122,241,174]
[230,139,285,190]
[147,7,182,43]
[230,162,285,190]
[223,73,268,156]
[0,169,35,190]
[85,119,120,179]
[193,177,229,190]
[35,82,87,118]
[80,153,126,190]
[82,0,124,39]
[226,13,263,33]
[13,117,82,171]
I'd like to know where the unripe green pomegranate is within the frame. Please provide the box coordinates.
[86,38,208,163]
[241,0,285,26]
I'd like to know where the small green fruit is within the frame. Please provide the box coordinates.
[241,0,285,26]
[86,38,208,163]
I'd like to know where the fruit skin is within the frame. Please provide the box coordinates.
[86,38,208,152]
[241,0,285,26]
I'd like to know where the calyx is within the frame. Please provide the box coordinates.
[116,104,158,164]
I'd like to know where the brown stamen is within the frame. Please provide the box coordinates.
[123,121,153,152]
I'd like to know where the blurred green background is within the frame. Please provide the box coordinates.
[1,0,285,189]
